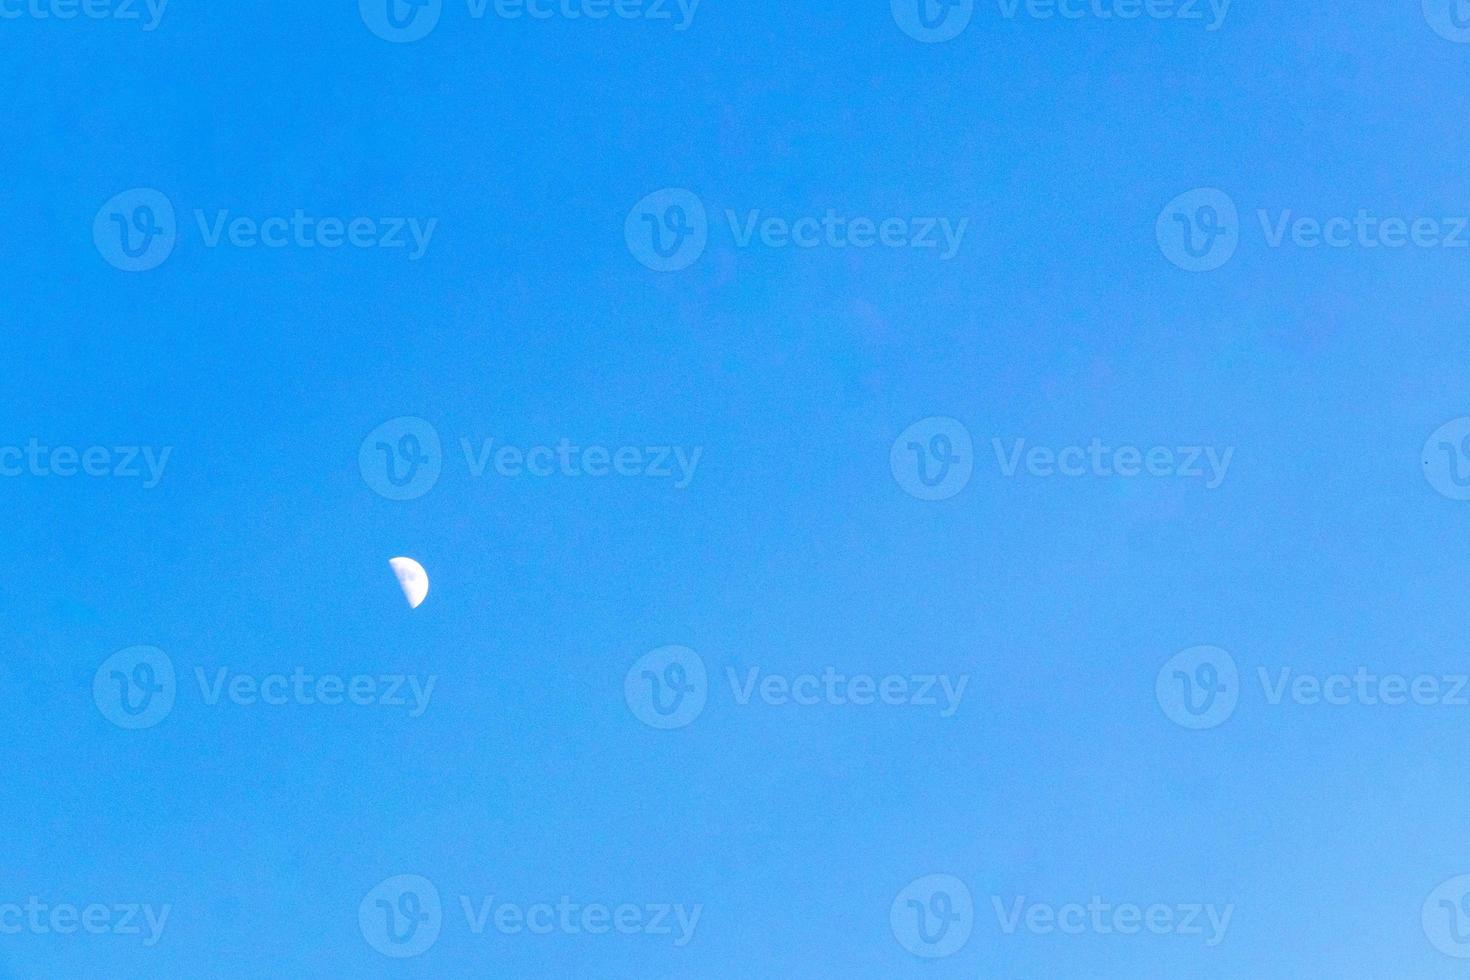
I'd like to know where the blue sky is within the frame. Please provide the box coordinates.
[6,1,1470,976]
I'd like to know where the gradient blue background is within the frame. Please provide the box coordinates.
[4,1,1470,976]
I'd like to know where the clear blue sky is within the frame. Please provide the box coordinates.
[6,1,1470,977]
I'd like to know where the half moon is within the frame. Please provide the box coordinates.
[388,557,429,609]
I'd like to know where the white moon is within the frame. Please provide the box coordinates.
[388,557,429,609]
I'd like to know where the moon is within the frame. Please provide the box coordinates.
[388,557,429,609]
